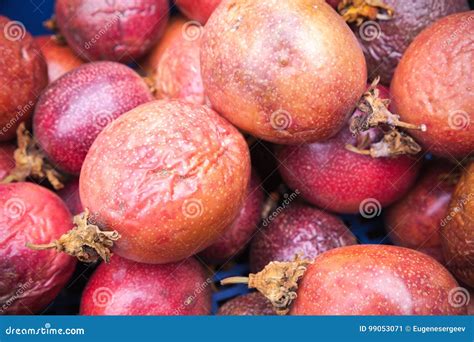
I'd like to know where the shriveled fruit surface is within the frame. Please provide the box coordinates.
[291,245,465,315]
[201,0,367,144]
[249,203,357,273]
[80,100,250,264]
[143,17,206,105]
[35,36,84,82]
[0,144,15,180]
[0,16,48,141]
[200,170,263,264]
[55,0,169,62]
[356,0,469,85]
[175,0,222,24]
[80,256,211,315]
[441,162,474,287]
[277,128,420,214]
[0,183,76,314]
[386,163,456,263]
[217,292,274,315]
[391,12,474,158]
[33,62,153,175]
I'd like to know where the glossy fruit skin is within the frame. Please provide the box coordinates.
[80,100,250,264]
[386,163,455,263]
[175,0,222,24]
[0,143,15,180]
[33,61,153,175]
[356,0,469,85]
[201,0,367,144]
[55,0,169,63]
[143,17,206,105]
[0,16,48,142]
[58,178,83,216]
[35,36,84,82]
[291,245,465,315]
[250,203,357,272]
[199,170,263,264]
[80,256,211,315]
[0,182,76,314]
[217,292,274,315]
[391,12,474,158]
[277,128,420,214]
[441,162,474,287]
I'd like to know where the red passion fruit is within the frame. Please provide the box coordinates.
[80,100,250,264]
[175,0,222,24]
[0,182,76,314]
[217,292,274,316]
[200,0,367,144]
[0,143,15,180]
[58,178,83,216]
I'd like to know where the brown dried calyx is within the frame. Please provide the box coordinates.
[220,256,311,315]
[43,16,66,45]
[1,123,64,190]
[26,209,120,263]
[338,0,394,26]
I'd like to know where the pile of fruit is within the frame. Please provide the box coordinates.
[0,0,472,316]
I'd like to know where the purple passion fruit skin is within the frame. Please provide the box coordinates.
[217,292,275,315]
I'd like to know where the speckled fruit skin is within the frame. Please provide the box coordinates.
[201,0,367,144]
[277,128,420,214]
[249,203,357,273]
[386,163,455,263]
[391,12,474,159]
[80,256,211,315]
[291,245,465,315]
[0,16,48,142]
[143,17,205,104]
[33,61,153,175]
[0,182,76,314]
[175,0,222,24]
[80,100,250,264]
[58,178,83,216]
[356,0,469,85]
[441,162,474,287]
[199,170,263,264]
[55,0,169,63]
[217,292,274,315]
[34,36,84,82]
[0,144,15,180]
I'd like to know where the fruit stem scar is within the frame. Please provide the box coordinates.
[26,209,121,263]
[220,255,311,315]
[338,0,395,26]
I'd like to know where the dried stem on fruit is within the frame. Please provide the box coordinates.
[1,123,64,190]
[26,209,120,263]
[221,256,311,315]
[43,16,66,45]
[338,0,394,26]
